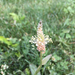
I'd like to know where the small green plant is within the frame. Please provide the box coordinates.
[9,13,25,23]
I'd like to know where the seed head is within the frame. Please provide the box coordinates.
[29,21,53,54]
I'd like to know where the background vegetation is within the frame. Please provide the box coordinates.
[0,0,75,75]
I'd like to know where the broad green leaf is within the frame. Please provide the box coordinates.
[66,34,71,39]
[0,36,12,45]
[12,43,18,47]
[29,64,41,75]
[9,13,19,21]
[52,54,61,62]
[0,36,4,41]
[42,54,52,65]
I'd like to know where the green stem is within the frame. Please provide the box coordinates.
[34,51,42,75]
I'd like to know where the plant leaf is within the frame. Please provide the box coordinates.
[42,54,52,65]
[0,36,12,45]
[14,70,25,75]
[66,34,71,39]
[52,54,62,62]
[9,13,19,21]
[29,64,41,75]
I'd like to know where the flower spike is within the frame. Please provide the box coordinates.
[30,21,53,54]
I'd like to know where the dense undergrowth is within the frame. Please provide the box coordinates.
[0,0,75,75]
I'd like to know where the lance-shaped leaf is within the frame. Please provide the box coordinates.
[29,64,41,75]
[42,54,52,65]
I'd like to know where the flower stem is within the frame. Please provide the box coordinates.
[34,51,42,75]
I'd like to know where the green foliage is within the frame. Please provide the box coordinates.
[0,36,12,45]
[42,54,52,65]
[29,64,41,75]
[0,0,75,75]
[9,13,25,23]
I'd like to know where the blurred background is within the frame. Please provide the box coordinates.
[0,0,75,75]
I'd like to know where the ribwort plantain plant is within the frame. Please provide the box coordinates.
[30,21,53,75]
